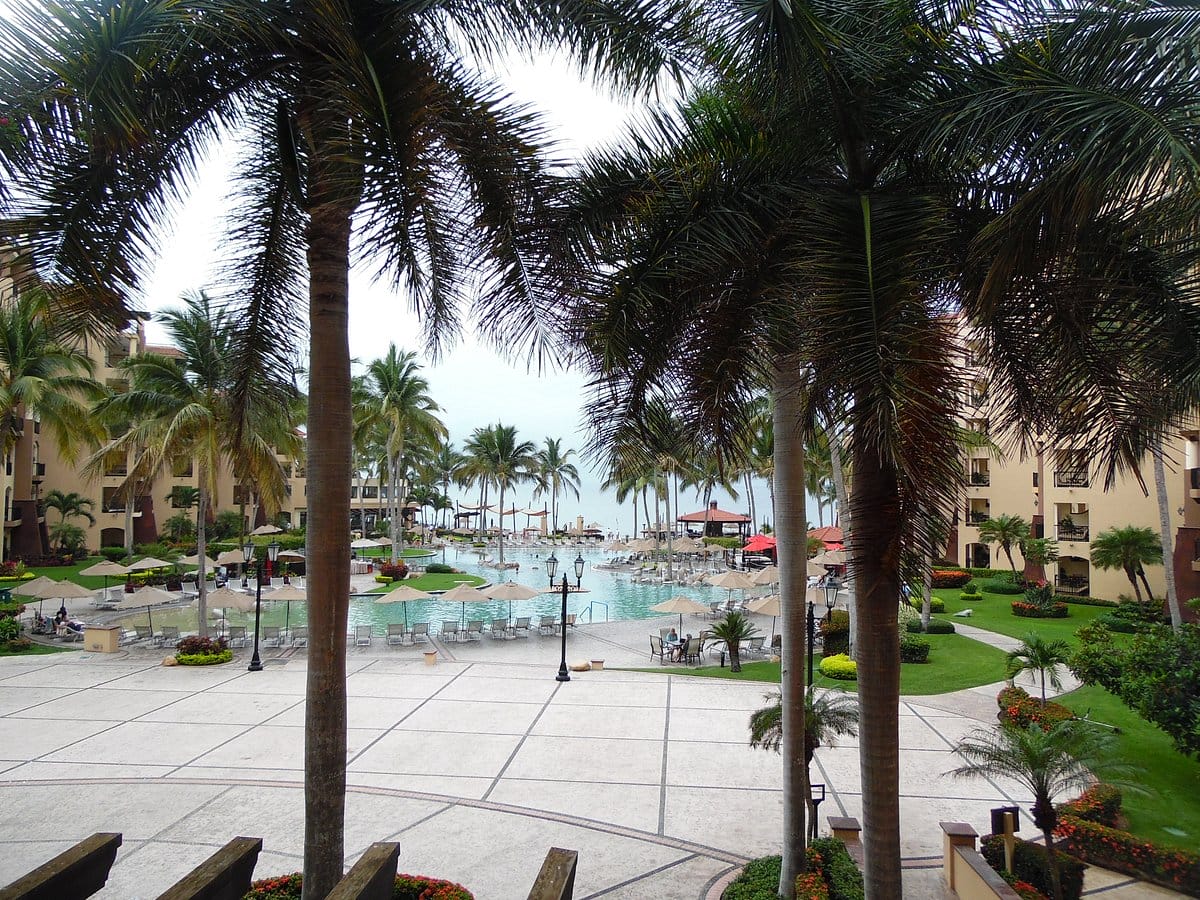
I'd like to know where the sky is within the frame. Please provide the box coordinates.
[136,55,792,536]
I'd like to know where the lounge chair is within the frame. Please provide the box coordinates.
[743,636,766,658]
[386,623,407,646]
[263,625,283,647]
[440,620,460,642]
[683,636,701,666]
[649,635,667,665]
[513,616,531,638]
[133,625,154,643]
[538,615,556,635]
[409,622,429,644]
[158,625,180,648]
[56,625,84,643]
[487,618,511,639]
[354,624,372,646]
[227,626,248,648]
[464,620,484,641]
[290,626,308,647]
[564,613,576,628]
[707,601,723,619]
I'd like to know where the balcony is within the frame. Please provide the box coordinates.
[104,463,128,477]
[1055,574,1090,594]
[968,511,991,525]
[1054,469,1089,488]
[1191,468,1200,499]
[1057,523,1090,541]
[969,471,990,486]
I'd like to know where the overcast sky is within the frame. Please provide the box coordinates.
[136,54,794,535]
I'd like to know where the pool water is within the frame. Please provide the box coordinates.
[117,547,755,634]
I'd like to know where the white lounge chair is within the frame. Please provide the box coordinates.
[290,626,308,647]
[440,620,460,642]
[386,623,407,646]
[354,624,372,646]
[464,620,484,641]
[410,622,430,644]
[227,625,248,648]
[513,616,531,638]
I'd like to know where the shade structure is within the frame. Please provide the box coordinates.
[25,579,94,601]
[205,587,256,612]
[12,575,63,598]
[482,580,540,622]
[810,549,846,567]
[706,570,758,591]
[119,585,178,632]
[129,556,173,571]
[79,561,131,577]
[743,533,777,553]
[650,595,708,630]
[373,537,393,546]
[350,538,380,549]
[265,584,306,632]
[251,524,283,535]
[628,539,657,553]
[278,550,306,560]
[179,553,217,567]
[441,582,493,627]
[746,594,781,640]
[751,565,781,586]
[807,560,828,578]
[375,583,433,628]
[215,549,245,567]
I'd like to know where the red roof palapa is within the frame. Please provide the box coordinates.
[678,501,751,523]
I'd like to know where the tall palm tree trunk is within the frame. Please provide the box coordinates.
[194,478,209,638]
[498,482,506,568]
[829,434,855,658]
[852,441,903,899]
[664,470,674,581]
[773,368,808,897]
[1125,566,1143,603]
[302,190,354,900]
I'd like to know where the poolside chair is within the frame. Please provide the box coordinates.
[263,625,283,647]
[743,636,766,658]
[487,618,511,639]
[561,613,576,631]
[464,620,484,641]
[226,626,247,648]
[513,616,531,638]
[683,637,701,666]
[290,626,308,647]
[410,622,430,644]
[133,625,154,644]
[440,620,460,642]
[158,625,180,648]
[386,623,407,647]
[707,601,723,619]
[354,624,372,646]
[538,615,556,636]
[56,626,84,643]
[649,635,667,665]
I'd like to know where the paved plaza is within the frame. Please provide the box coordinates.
[0,617,1172,898]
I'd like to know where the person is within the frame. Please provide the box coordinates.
[32,610,49,634]
[57,604,68,620]
[666,627,679,645]
[674,632,693,663]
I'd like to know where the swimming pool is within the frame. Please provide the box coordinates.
[116,546,753,633]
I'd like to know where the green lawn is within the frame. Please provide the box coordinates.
[366,572,486,593]
[0,641,75,656]
[642,632,1010,695]
[935,588,1111,646]
[1058,684,1200,852]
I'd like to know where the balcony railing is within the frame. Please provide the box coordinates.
[1055,574,1090,595]
[968,511,991,524]
[1057,523,1090,541]
[969,471,991,486]
[1054,469,1089,488]
[104,464,128,477]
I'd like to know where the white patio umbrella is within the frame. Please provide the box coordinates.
[197,586,255,635]
[481,580,540,622]
[129,556,174,571]
[79,560,132,598]
[650,595,708,630]
[12,575,63,607]
[22,578,93,615]
[746,594,781,639]
[707,570,758,591]
[278,549,306,559]
[350,538,380,549]
[179,553,217,567]
[374,583,432,628]
[251,524,283,535]
[116,585,178,632]
[440,582,493,627]
[266,583,307,632]
[751,565,781,586]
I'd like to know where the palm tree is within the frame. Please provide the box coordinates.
[978,514,1031,585]
[1020,537,1059,587]
[85,292,299,640]
[1,5,694,893]
[1090,526,1163,605]
[1005,634,1072,704]
[706,611,759,673]
[464,424,536,569]
[43,489,95,528]
[356,346,445,562]
[424,444,466,530]
[559,5,1200,895]
[532,437,581,536]
[1153,446,1183,629]
[953,721,1133,900]
[751,688,859,840]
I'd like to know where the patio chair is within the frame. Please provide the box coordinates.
[440,620,460,642]
[290,626,308,647]
[354,624,372,646]
[56,626,84,643]
[226,625,247,648]
[464,620,484,641]
[564,613,576,628]
[683,637,701,666]
[707,601,723,619]
[538,615,556,635]
[386,623,407,646]
[513,616,531,638]
[649,635,667,665]
[263,625,283,647]
[487,618,511,639]
[158,625,180,648]
[133,625,154,643]
[410,622,430,644]
[743,636,766,658]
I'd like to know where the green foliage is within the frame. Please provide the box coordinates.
[1006,633,1072,702]
[1070,622,1200,757]
[1096,599,1164,634]
[49,521,88,555]
[981,835,1084,900]
[425,563,455,574]
[243,873,474,899]
[1053,594,1116,608]
[704,536,742,550]
[985,579,1026,595]
[960,590,982,602]
[211,510,243,541]
[907,595,945,614]
[1012,600,1069,618]
[820,654,857,680]
[906,618,955,634]
[99,546,127,562]
[810,838,864,900]
[0,617,21,642]
[899,633,931,663]
[0,599,26,618]
[932,569,972,588]
[176,649,233,665]
[379,561,408,580]
[1,636,32,652]
[820,608,850,655]
[176,635,228,656]
[1056,783,1122,827]
[721,844,863,900]
[161,512,196,542]
[997,686,1075,731]
[133,542,177,562]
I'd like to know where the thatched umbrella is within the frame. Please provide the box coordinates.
[481,580,540,623]
[267,583,307,633]
[79,560,132,599]
[374,583,432,629]
[650,595,708,631]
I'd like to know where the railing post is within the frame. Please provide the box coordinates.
[0,832,121,900]
[155,837,262,900]
[326,842,400,900]
[941,821,978,892]
[527,848,577,900]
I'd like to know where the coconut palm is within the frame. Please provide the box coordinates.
[532,437,581,536]
[0,4,695,893]
[751,688,859,839]
[85,292,300,640]
[43,489,95,527]
[1006,634,1073,704]
[464,424,536,568]
[978,514,1032,585]
[953,721,1134,900]
[356,346,445,562]
[706,611,759,673]
[559,4,1200,895]
[1090,525,1163,605]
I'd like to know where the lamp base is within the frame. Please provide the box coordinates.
[555,668,571,682]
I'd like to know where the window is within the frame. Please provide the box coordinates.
[171,458,193,478]
[103,450,127,477]
[102,487,126,512]
[362,486,379,499]
[350,486,358,499]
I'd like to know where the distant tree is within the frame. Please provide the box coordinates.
[43,489,95,526]
[707,611,760,673]
[48,521,86,556]
[978,514,1031,584]
[1006,633,1072,703]
[1090,526,1162,604]
[532,437,581,536]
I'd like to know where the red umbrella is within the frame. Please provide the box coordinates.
[743,534,777,553]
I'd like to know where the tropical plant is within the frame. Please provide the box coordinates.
[978,515,1031,585]
[47,521,86,556]
[166,485,200,512]
[1020,538,1060,575]
[750,688,859,839]
[558,4,1200,894]
[531,437,581,536]
[43,490,95,526]
[1006,634,1073,704]
[463,424,536,568]
[162,512,197,543]
[1090,526,1163,605]
[706,610,759,673]
[954,721,1134,900]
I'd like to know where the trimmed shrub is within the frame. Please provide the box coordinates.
[907,618,954,634]
[425,563,455,574]
[1056,784,1122,828]
[1055,815,1200,896]
[244,873,474,899]
[960,590,983,602]
[1054,594,1116,607]
[996,686,1074,731]
[906,595,945,614]
[175,635,230,665]
[723,843,862,900]
[931,569,972,588]
[981,835,1084,900]
[177,649,233,665]
[820,654,858,680]
[899,633,931,663]
[99,546,127,562]
[966,567,1007,579]
[0,599,26,619]
[379,561,409,581]
[896,603,920,633]
[820,609,850,656]
[1,637,32,652]
[1011,601,1069,618]
[0,618,20,642]
[984,579,1025,595]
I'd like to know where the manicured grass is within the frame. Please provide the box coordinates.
[358,547,439,559]
[1058,684,1200,852]
[935,588,1111,646]
[366,573,487,593]
[0,641,75,656]
[643,631,1009,695]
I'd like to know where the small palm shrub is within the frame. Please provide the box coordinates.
[899,633,931,663]
[820,654,857,680]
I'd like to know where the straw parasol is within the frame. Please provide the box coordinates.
[650,595,708,630]
[746,594,781,639]
[266,584,307,632]
[179,553,217,567]
[251,524,283,535]
[115,585,178,632]
[199,586,255,635]
[12,575,62,599]
[807,560,828,578]
[751,565,781,586]
[440,582,493,626]
[706,570,758,591]
[350,538,380,549]
[482,580,540,622]
[215,549,245,567]
[22,578,93,614]
[79,560,132,597]
[129,556,174,571]
[374,583,432,628]
[810,549,846,567]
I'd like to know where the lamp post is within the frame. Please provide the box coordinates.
[806,597,816,685]
[545,553,585,682]
[824,576,840,622]
[244,539,281,673]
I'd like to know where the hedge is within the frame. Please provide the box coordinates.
[1056,784,1122,828]
[244,873,474,899]
[984,579,1026,595]
[899,633,930,663]
[906,596,945,614]
[722,841,863,900]
[997,686,1074,731]
[959,590,983,602]
[931,569,972,588]
[981,835,1084,900]
[1054,594,1116,608]
[1055,816,1200,896]
[906,618,955,634]
[820,609,850,656]
[177,650,233,666]
[820,654,858,680]
[1011,601,1069,618]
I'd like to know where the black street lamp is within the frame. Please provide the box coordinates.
[244,539,281,673]
[824,576,840,622]
[545,553,585,682]
[806,597,816,685]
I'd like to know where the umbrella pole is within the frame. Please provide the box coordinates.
[284,601,291,635]
[147,606,154,634]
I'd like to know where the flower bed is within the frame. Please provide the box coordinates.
[997,686,1074,731]
[981,835,1084,900]
[722,841,863,899]
[932,569,972,588]
[1011,600,1069,618]
[1056,783,1122,827]
[244,872,473,899]
[175,635,231,666]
